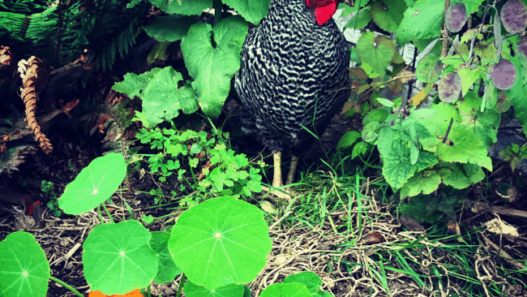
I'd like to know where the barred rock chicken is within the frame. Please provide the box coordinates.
[234,0,351,199]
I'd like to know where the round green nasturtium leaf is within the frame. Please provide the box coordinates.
[243,285,251,297]
[283,272,322,295]
[83,221,158,295]
[259,283,311,297]
[59,153,126,215]
[150,231,183,284]
[183,280,244,297]
[0,231,50,297]
[168,196,272,290]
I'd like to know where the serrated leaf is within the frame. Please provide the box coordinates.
[436,125,492,170]
[357,32,395,75]
[181,17,248,118]
[457,91,500,148]
[143,15,197,42]
[0,232,50,297]
[83,221,158,295]
[440,162,484,189]
[168,196,272,290]
[222,0,270,25]
[396,0,444,45]
[400,170,441,198]
[59,153,126,215]
[148,0,211,15]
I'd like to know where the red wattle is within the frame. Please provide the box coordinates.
[315,2,337,25]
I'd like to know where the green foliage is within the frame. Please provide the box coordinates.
[168,196,272,290]
[399,188,467,223]
[41,180,61,217]
[181,17,248,118]
[59,153,127,215]
[356,32,395,76]
[500,143,527,172]
[83,221,158,295]
[0,231,50,297]
[396,0,444,45]
[143,16,197,42]
[149,231,182,284]
[113,67,199,128]
[136,125,263,205]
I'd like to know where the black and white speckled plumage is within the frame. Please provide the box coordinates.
[234,0,350,153]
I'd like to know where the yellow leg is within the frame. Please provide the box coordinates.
[272,151,283,188]
[286,155,298,185]
[271,150,291,201]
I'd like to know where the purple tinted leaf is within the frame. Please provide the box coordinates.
[496,91,512,113]
[446,3,467,33]
[518,35,527,58]
[438,72,462,103]
[501,0,527,34]
[491,59,517,90]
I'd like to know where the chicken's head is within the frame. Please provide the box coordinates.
[305,0,338,26]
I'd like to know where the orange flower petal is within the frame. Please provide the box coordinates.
[88,289,144,297]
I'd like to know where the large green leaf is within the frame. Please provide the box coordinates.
[371,0,407,33]
[222,0,270,25]
[457,91,500,148]
[396,0,444,45]
[148,0,211,15]
[59,153,126,215]
[436,125,492,171]
[168,196,272,290]
[400,170,441,198]
[113,67,199,127]
[0,232,50,297]
[183,281,245,297]
[83,221,158,295]
[356,31,395,75]
[143,15,197,42]
[181,17,248,117]
[259,283,311,297]
[150,232,182,284]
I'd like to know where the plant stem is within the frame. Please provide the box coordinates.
[49,276,84,297]
[175,273,186,297]
[213,0,222,26]
[147,285,151,297]
[102,202,115,224]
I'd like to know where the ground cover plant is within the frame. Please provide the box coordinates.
[1,0,527,296]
